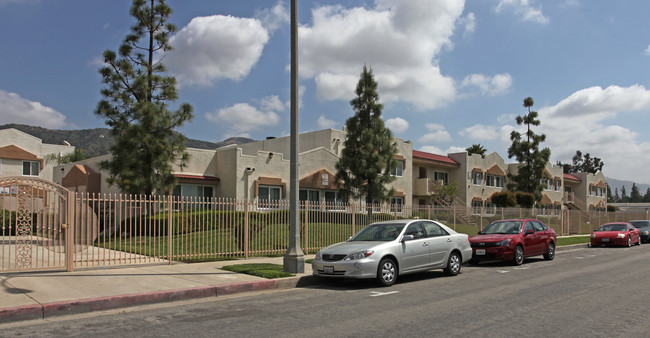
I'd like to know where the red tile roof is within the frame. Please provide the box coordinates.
[412,150,459,166]
[563,173,580,182]
[174,174,220,181]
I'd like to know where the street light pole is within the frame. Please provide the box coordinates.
[284,0,305,273]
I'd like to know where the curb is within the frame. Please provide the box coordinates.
[557,243,590,251]
[0,274,320,324]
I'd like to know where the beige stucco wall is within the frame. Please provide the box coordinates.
[0,128,75,181]
[572,171,607,209]
[448,152,509,207]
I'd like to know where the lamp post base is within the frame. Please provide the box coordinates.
[283,251,305,273]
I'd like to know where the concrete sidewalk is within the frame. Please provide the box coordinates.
[0,255,316,324]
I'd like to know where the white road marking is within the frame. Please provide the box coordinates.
[497,270,510,274]
[370,291,399,297]
[513,266,528,270]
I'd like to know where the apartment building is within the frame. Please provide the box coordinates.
[0,128,75,182]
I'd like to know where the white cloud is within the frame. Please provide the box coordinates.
[461,73,512,96]
[260,95,286,112]
[419,123,451,143]
[494,0,549,25]
[205,102,280,134]
[497,114,515,125]
[645,45,650,56]
[316,116,337,129]
[459,12,476,37]
[419,145,445,155]
[299,0,463,110]
[167,15,269,87]
[0,90,69,128]
[385,117,409,133]
[255,1,289,33]
[534,84,650,183]
[459,124,499,140]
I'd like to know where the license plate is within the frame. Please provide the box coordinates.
[475,249,486,255]
[601,238,609,242]
[323,266,334,274]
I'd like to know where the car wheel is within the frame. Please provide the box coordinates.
[513,246,524,265]
[627,236,632,247]
[637,236,642,246]
[377,258,397,287]
[543,242,555,260]
[444,252,461,276]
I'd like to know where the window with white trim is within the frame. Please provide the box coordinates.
[554,180,561,192]
[472,201,482,214]
[258,185,282,201]
[22,160,40,176]
[391,161,404,177]
[434,171,448,185]
[299,189,320,202]
[485,202,496,215]
[486,175,504,188]
[172,184,213,198]
[472,172,483,186]
[541,179,552,190]
[391,197,404,212]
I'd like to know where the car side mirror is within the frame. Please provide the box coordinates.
[402,235,414,242]
[477,231,483,235]
[525,229,534,235]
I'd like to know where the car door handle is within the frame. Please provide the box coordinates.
[447,239,452,242]
[423,242,429,246]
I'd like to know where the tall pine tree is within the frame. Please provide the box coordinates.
[336,65,398,220]
[95,0,193,195]
[507,97,551,202]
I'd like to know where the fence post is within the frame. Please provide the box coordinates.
[244,198,249,259]
[427,204,431,220]
[352,203,356,235]
[65,190,75,272]
[304,200,309,254]
[167,195,173,264]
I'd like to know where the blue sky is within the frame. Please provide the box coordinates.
[1,0,650,184]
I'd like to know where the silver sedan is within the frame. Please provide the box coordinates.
[312,219,472,286]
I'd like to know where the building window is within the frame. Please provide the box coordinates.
[391,161,404,177]
[472,172,482,186]
[391,197,404,213]
[486,175,504,188]
[434,171,448,185]
[257,185,282,209]
[472,201,482,215]
[299,189,320,202]
[173,184,213,199]
[22,161,40,176]
[485,202,496,215]
[541,179,552,191]
[554,180,561,192]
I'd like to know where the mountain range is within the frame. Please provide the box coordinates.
[0,123,254,157]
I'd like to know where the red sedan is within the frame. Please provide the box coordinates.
[590,222,641,247]
[469,219,557,265]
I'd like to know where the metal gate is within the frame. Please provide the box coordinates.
[0,177,72,272]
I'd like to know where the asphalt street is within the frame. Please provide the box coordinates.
[1,245,648,337]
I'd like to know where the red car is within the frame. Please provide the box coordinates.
[590,222,641,247]
[469,219,557,265]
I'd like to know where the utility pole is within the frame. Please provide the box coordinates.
[284,0,305,273]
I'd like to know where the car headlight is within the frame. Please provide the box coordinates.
[343,250,374,261]
[644,231,649,235]
[314,251,322,260]
[617,233,625,238]
[591,233,596,238]
[495,239,511,247]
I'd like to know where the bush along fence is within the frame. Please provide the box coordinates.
[3,191,649,272]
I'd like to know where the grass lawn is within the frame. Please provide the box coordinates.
[556,236,590,246]
[220,263,294,278]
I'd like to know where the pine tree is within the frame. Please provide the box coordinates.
[614,187,620,202]
[630,183,642,202]
[606,183,613,203]
[642,188,650,202]
[620,186,628,202]
[95,0,193,195]
[336,65,398,220]
[507,97,551,202]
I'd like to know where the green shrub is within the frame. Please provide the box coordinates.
[515,192,535,208]
[491,191,517,208]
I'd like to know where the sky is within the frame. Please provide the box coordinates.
[1,0,650,184]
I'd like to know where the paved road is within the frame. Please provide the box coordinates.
[2,245,648,337]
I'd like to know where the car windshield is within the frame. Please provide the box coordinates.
[482,221,523,234]
[349,224,405,242]
[598,224,627,232]
[629,221,650,228]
